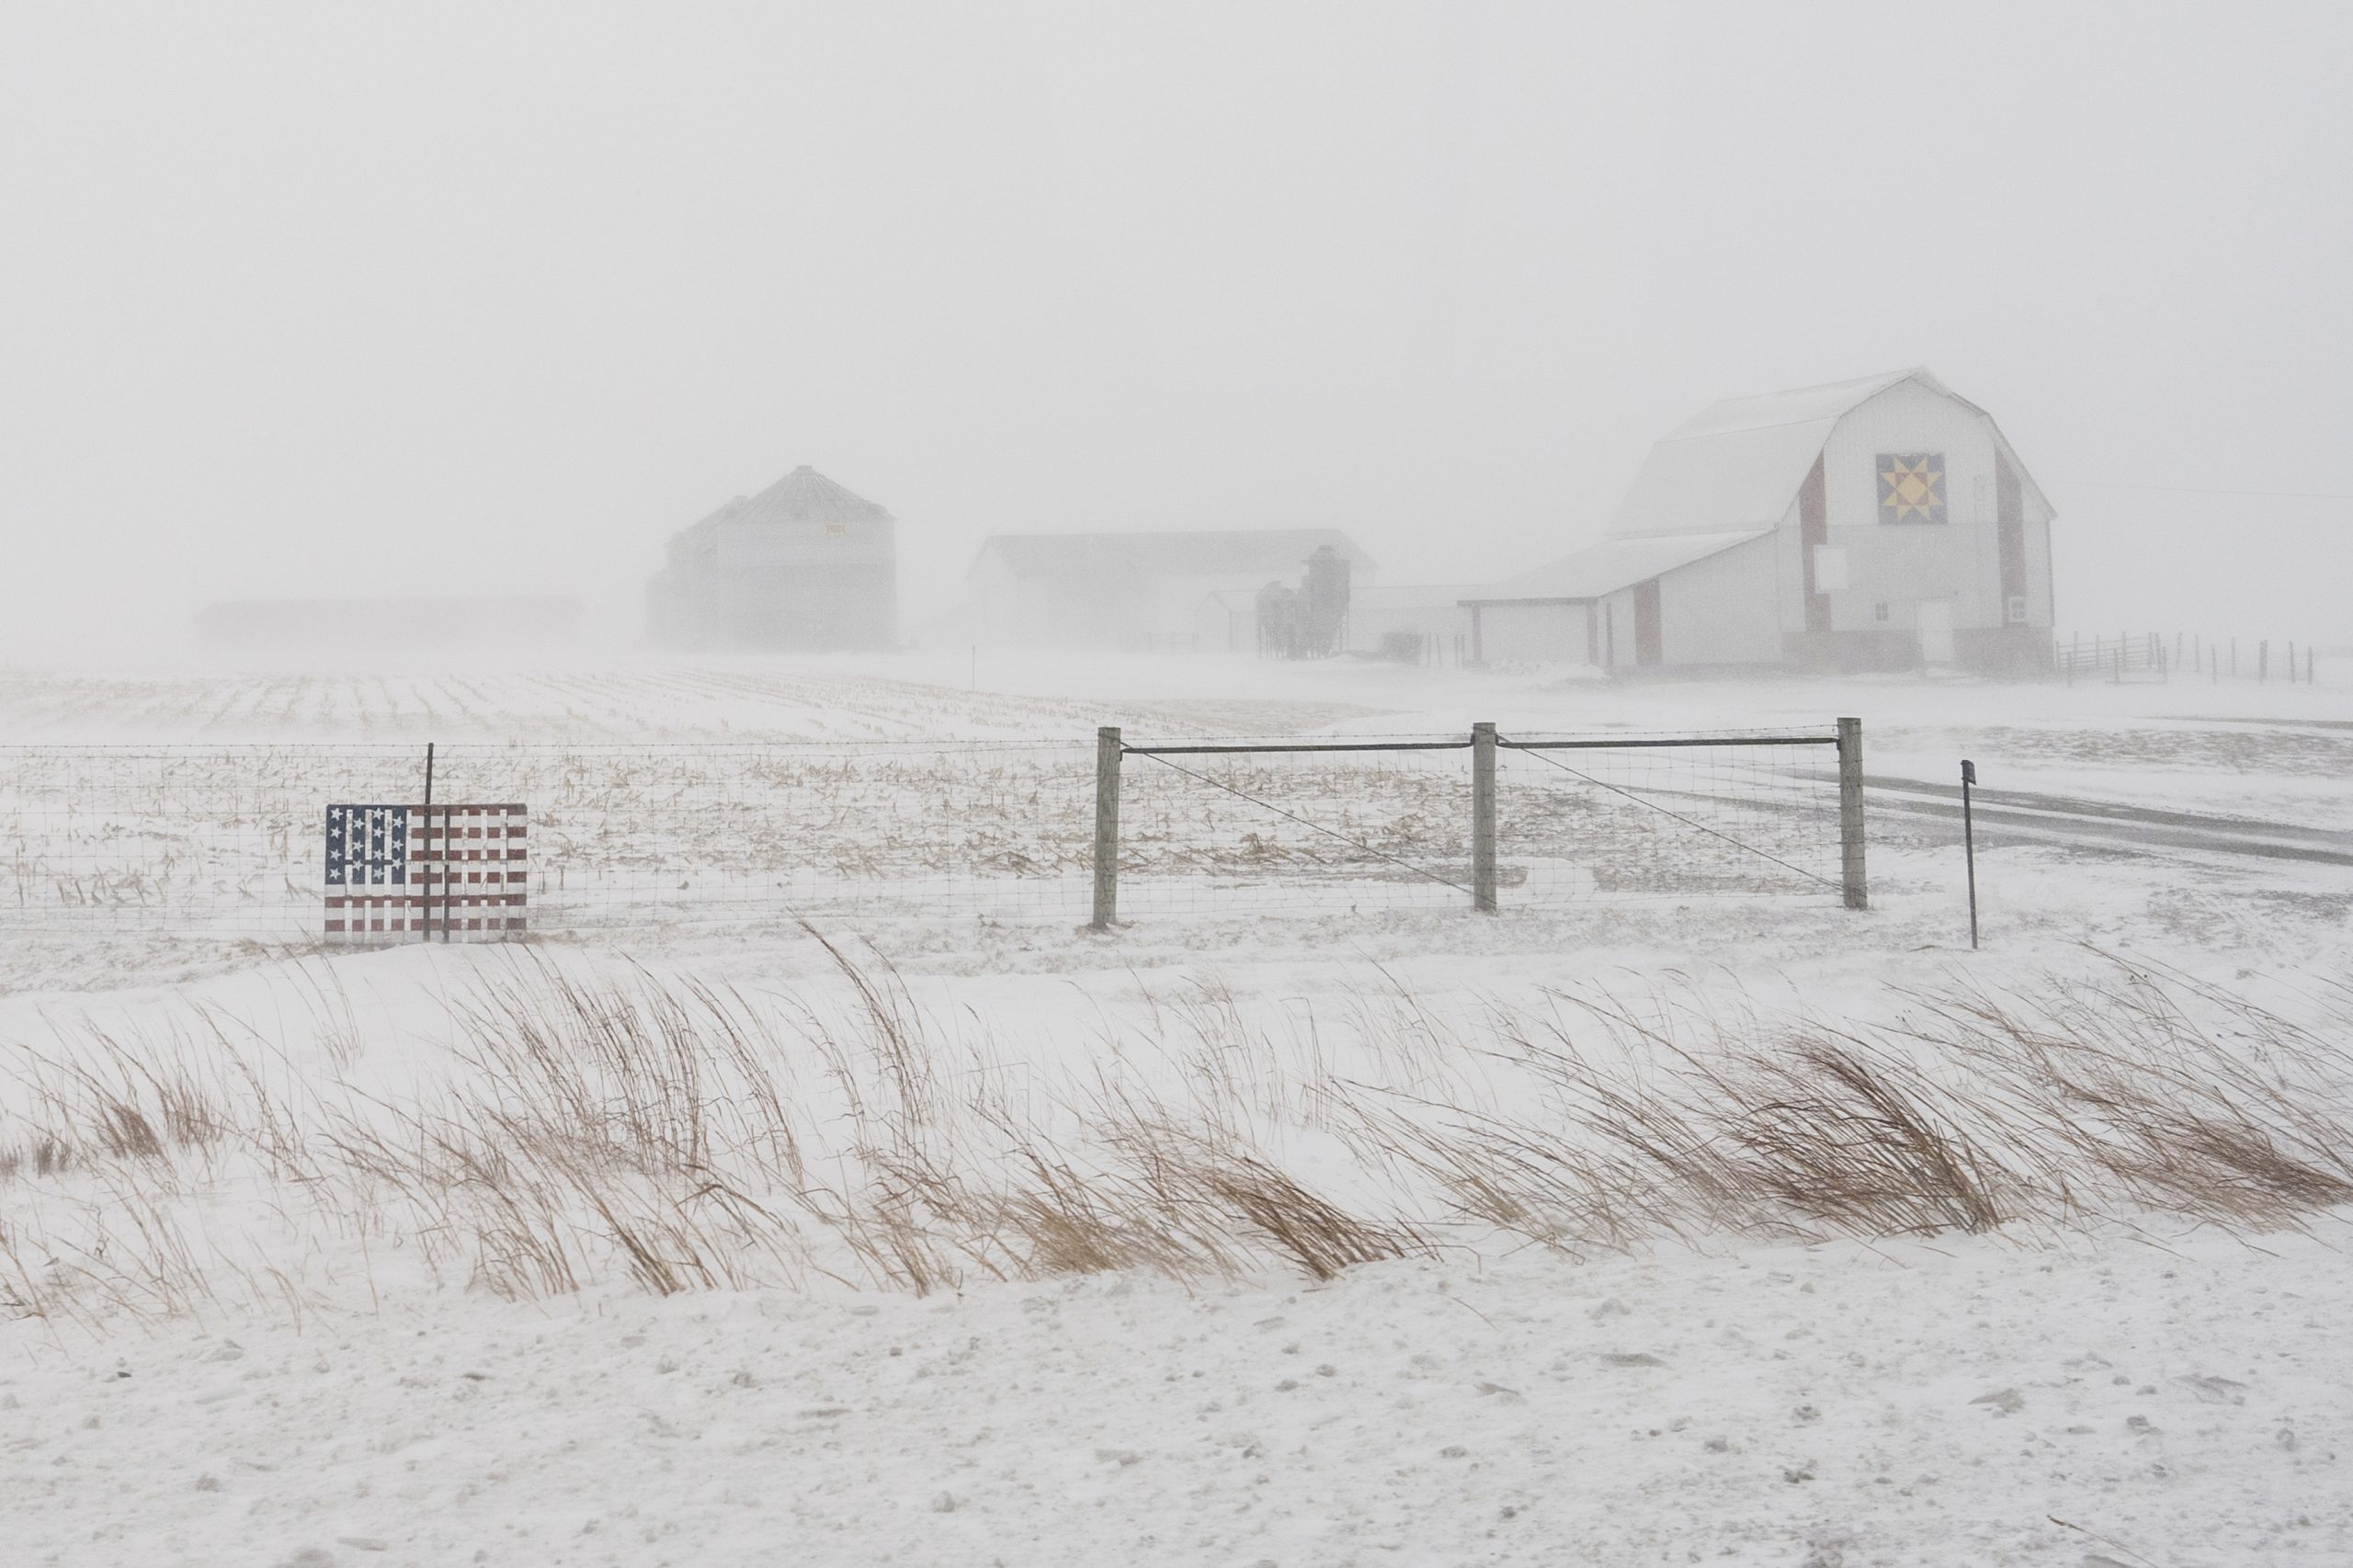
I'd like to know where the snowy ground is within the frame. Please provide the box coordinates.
[4,651,2350,1566]
[11,1230,2347,1568]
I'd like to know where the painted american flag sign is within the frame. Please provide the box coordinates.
[324,802,529,942]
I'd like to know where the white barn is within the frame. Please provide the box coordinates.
[1464,369,2056,675]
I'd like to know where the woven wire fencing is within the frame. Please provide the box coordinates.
[0,741,1096,944]
[0,726,1853,951]
[1495,733,1846,905]
[1117,739,1478,916]
[1113,728,1848,918]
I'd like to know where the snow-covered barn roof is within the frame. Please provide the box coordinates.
[1462,531,1769,605]
[973,528,1374,581]
[1607,367,2052,539]
[678,466,893,540]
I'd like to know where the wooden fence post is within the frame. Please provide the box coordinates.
[1090,726,1121,931]
[1471,722,1498,914]
[1837,716,1869,911]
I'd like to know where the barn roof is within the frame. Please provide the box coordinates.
[1463,530,1770,604]
[1607,369,1936,540]
[683,465,893,536]
[974,528,1374,580]
[1606,367,2050,539]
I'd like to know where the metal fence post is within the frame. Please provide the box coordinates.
[1961,757,1979,949]
[1836,715,1869,911]
[1471,722,1498,914]
[1090,726,1122,931]
[420,741,435,943]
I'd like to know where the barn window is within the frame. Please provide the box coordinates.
[1877,453,1948,524]
[2006,594,2029,624]
[1872,601,1891,623]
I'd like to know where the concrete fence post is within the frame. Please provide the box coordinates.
[1836,715,1869,911]
[1471,722,1498,915]
[1090,726,1122,931]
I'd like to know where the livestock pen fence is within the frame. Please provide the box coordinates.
[2055,631,2324,685]
[0,722,1866,948]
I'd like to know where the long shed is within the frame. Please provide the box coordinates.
[968,528,1375,651]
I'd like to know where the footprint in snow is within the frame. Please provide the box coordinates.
[2175,1374,2246,1405]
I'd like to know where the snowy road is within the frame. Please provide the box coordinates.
[1865,776,2353,867]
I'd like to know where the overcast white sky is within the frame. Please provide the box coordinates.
[4,1,2349,661]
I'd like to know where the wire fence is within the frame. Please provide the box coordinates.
[0,724,1857,950]
[1494,733,1845,903]
[1113,729,1847,919]
[2055,631,2323,685]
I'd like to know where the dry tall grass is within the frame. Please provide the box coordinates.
[3,944,2348,1330]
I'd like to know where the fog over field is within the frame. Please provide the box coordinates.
[6,8,2353,1567]
[4,3,2352,663]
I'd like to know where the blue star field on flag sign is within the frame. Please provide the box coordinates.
[325,804,408,886]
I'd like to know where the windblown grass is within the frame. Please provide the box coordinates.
[3,943,2349,1330]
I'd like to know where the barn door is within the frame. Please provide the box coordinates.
[1916,598,1956,666]
[1633,579,1663,666]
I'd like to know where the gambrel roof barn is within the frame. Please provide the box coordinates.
[1465,369,2056,675]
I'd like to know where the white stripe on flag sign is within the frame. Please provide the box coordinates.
[324,802,529,943]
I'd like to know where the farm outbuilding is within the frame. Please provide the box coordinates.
[1343,584,1481,665]
[1464,369,2056,675]
[646,466,898,652]
[969,528,1375,652]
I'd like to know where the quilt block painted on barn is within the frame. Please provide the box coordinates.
[324,802,529,942]
[1878,452,1947,525]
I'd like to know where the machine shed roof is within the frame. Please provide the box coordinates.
[1463,530,1771,604]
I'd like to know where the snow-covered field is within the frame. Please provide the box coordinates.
[5,652,2350,1567]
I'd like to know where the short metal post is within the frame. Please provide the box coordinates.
[1836,716,1869,911]
[1961,758,1979,950]
[420,742,435,943]
[1471,722,1498,914]
[1089,726,1121,931]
